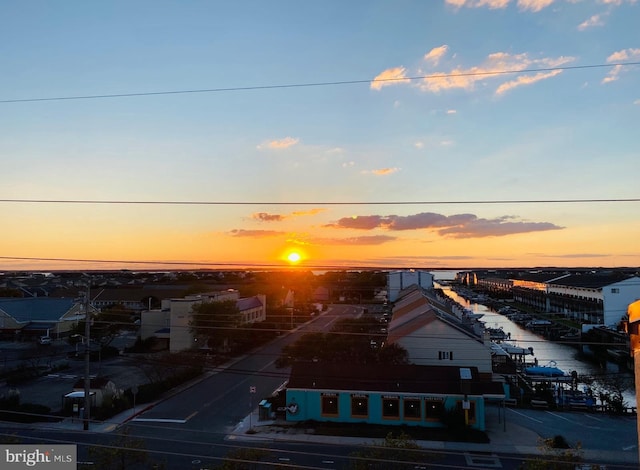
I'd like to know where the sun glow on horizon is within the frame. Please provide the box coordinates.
[287,251,302,264]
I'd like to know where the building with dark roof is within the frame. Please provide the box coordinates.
[0,297,84,339]
[285,362,504,431]
[468,270,640,327]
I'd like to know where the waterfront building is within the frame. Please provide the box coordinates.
[464,270,640,327]
[386,285,493,375]
[387,270,434,302]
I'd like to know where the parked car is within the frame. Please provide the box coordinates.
[38,336,52,345]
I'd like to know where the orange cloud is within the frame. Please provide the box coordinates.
[257,137,299,150]
[495,69,563,95]
[370,167,400,176]
[517,0,555,12]
[229,229,284,237]
[419,52,574,94]
[370,67,410,90]
[446,0,510,9]
[603,48,640,83]
[424,45,449,65]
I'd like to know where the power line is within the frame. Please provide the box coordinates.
[1,197,639,205]
[1,61,638,104]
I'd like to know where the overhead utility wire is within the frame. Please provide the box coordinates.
[1,61,638,104]
[1,197,639,205]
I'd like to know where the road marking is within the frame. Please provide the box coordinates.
[545,411,577,423]
[507,408,543,423]
[132,418,187,423]
[583,413,603,422]
[464,453,501,468]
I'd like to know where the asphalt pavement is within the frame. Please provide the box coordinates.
[3,323,639,467]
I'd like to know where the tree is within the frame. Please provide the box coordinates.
[190,300,241,351]
[275,327,408,368]
[518,436,607,469]
[587,373,633,414]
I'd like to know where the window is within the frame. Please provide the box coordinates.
[456,400,476,425]
[425,399,444,421]
[403,398,421,420]
[382,396,400,419]
[611,288,619,294]
[351,394,369,418]
[438,351,454,360]
[321,394,339,417]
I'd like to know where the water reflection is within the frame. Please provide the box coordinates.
[437,283,636,403]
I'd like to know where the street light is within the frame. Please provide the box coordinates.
[80,284,92,431]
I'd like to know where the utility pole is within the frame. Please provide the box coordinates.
[83,282,91,431]
[627,300,640,463]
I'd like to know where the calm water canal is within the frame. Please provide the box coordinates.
[431,273,636,405]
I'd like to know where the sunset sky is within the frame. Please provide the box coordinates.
[1,0,639,271]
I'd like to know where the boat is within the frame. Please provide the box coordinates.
[559,329,581,341]
[524,360,566,377]
[525,319,552,328]
[485,326,509,341]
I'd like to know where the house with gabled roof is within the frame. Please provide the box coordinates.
[386,285,494,376]
[0,297,85,340]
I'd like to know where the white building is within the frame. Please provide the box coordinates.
[140,289,266,352]
[386,285,493,376]
[387,270,434,302]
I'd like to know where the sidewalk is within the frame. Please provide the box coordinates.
[226,404,545,457]
[226,404,639,466]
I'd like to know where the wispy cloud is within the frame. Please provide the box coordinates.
[517,0,555,12]
[373,49,574,95]
[424,45,449,65]
[311,235,397,246]
[422,51,574,94]
[445,0,510,9]
[445,0,556,11]
[602,48,640,83]
[251,209,326,222]
[229,229,284,237]
[496,69,563,94]
[370,67,410,90]
[578,13,606,30]
[324,212,563,238]
[364,167,401,176]
[252,213,285,222]
[257,137,300,150]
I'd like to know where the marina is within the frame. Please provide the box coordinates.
[432,275,637,409]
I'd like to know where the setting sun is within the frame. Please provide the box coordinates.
[287,252,302,264]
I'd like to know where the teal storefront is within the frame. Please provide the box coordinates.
[285,362,505,431]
